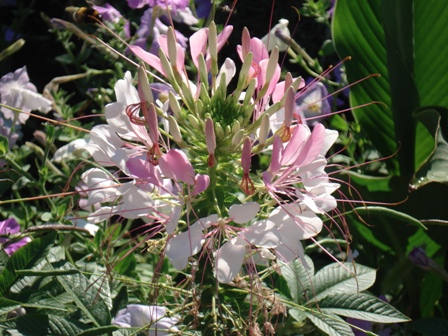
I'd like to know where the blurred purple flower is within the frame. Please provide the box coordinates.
[328,0,336,17]
[409,247,434,270]
[129,0,197,25]
[0,66,52,124]
[93,3,122,23]
[295,81,331,126]
[4,28,16,42]
[0,117,19,150]
[149,0,189,11]
[409,247,448,282]
[0,218,31,256]
[195,0,212,18]
[128,0,188,12]
[0,0,16,6]
[127,0,149,8]
[133,8,188,54]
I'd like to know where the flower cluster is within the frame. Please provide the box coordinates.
[75,20,339,285]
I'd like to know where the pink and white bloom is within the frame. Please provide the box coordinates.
[166,202,281,283]
[215,203,280,283]
[79,168,155,224]
[165,214,218,270]
[268,203,323,264]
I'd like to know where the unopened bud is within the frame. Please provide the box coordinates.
[168,116,183,143]
[169,92,181,119]
[187,114,200,130]
[214,122,225,139]
[138,63,154,104]
[232,129,245,147]
[232,120,241,134]
[258,113,270,147]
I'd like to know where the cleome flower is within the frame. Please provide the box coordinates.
[76,20,340,285]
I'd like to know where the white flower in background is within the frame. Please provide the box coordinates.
[66,217,99,236]
[0,66,52,124]
[112,304,179,335]
[262,19,291,52]
[51,138,88,162]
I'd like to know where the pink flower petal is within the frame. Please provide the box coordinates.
[293,123,326,167]
[192,174,210,195]
[189,28,208,68]
[159,149,195,184]
[129,45,165,75]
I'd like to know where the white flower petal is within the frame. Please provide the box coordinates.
[243,219,279,247]
[165,204,182,234]
[165,224,205,270]
[14,87,52,113]
[215,236,247,283]
[229,202,260,224]
[81,168,117,206]
[52,139,88,162]
[87,206,116,223]
[117,184,154,219]
[261,18,291,52]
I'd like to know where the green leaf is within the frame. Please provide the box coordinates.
[0,313,90,335]
[14,269,80,276]
[279,255,314,303]
[111,286,128,318]
[420,271,443,318]
[0,232,55,296]
[333,1,448,178]
[319,293,410,323]
[114,250,137,277]
[289,308,307,324]
[333,0,399,174]
[0,135,8,155]
[55,260,111,327]
[312,263,376,302]
[305,311,354,336]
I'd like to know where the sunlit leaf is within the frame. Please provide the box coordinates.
[319,293,411,323]
[305,311,354,336]
[279,255,314,303]
[312,263,376,302]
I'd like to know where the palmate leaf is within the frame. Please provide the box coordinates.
[305,311,354,336]
[311,263,376,302]
[279,255,314,303]
[319,293,410,323]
